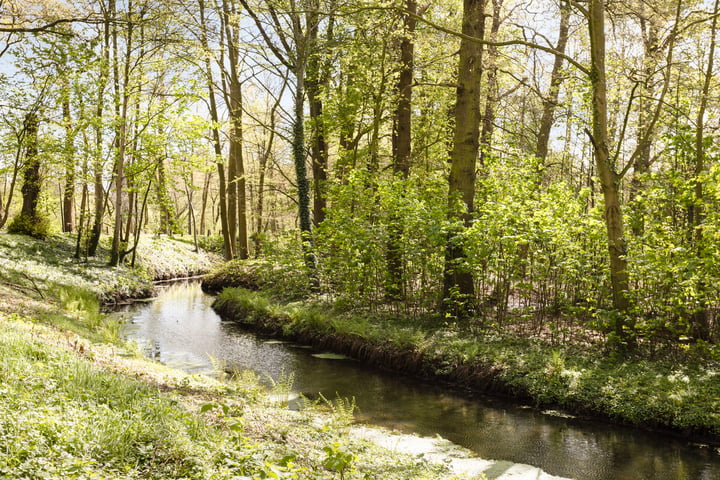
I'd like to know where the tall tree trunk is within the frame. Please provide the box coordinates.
[688,0,719,341]
[293,65,316,271]
[307,15,333,227]
[156,155,177,234]
[19,111,41,221]
[588,0,630,320]
[109,0,133,267]
[386,0,416,300]
[442,0,486,317]
[535,0,570,162]
[222,0,248,259]
[199,0,232,259]
[479,0,502,166]
[88,0,113,256]
[61,87,76,232]
[0,127,25,229]
[199,169,211,236]
[255,89,281,257]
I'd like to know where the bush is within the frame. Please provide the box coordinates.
[7,213,53,239]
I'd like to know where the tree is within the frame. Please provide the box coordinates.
[687,0,720,340]
[239,0,327,273]
[386,0,416,300]
[8,110,46,237]
[442,0,486,317]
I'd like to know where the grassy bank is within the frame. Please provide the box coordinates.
[0,234,218,304]
[0,234,480,479]
[212,286,720,443]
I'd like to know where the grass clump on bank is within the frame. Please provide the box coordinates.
[212,287,720,442]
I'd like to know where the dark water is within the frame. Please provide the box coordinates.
[117,281,720,480]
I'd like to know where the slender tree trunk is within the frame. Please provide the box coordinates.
[61,89,76,232]
[293,66,316,271]
[199,0,232,259]
[185,180,199,252]
[307,15,333,227]
[156,155,177,234]
[222,0,248,258]
[336,70,358,183]
[19,111,41,221]
[109,0,133,267]
[75,149,90,259]
[386,0,416,300]
[535,0,570,162]
[0,129,24,229]
[199,169,211,236]
[442,0,486,317]
[88,0,112,256]
[588,0,630,320]
[689,0,719,341]
[479,0,502,166]
[255,92,281,256]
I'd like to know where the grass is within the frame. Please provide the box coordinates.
[0,233,480,479]
[0,233,219,304]
[213,287,720,441]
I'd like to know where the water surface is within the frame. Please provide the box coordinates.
[117,282,720,480]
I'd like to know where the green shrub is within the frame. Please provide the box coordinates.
[7,213,53,239]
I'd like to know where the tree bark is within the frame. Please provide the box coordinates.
[535,0,570,162]
[199,0,233,260]
[688,0,719,341]
[479,0,502,166]
[61,87,76,232]
[588,0,630,320]
[19,111,41,220]
[88,0,112,256]
[442,0,486,316]
[307,14,333,227]
[109,0,133,267]
[386,0,416,300]
[221,0,248,259]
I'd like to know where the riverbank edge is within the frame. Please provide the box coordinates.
[0,234,488,479]
[210,286,720,447]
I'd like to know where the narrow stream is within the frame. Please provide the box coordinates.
[116,281,720,480]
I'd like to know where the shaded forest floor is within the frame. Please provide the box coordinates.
[207,262,720,445]
[0,233,485,479]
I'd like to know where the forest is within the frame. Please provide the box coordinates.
[2,0,720,354]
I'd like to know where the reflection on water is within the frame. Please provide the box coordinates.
[117,281,720,480]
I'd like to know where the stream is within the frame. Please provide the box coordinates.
[116,281,720,480]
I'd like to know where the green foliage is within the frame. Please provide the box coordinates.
[322,442,356,479]
[7,212,54,239]
[314,171,447,310]
[203,258,311,300]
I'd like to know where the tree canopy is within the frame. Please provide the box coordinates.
[3,0,720,351]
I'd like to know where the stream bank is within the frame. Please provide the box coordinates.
[122,281,720,480]
[0,233,494,479]
[210,285,720,445]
